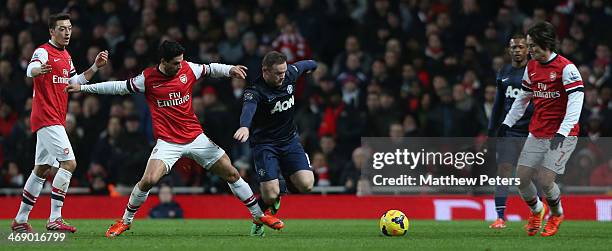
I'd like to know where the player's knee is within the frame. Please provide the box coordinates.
[517,179,531,190]
[263,191,280,205]
[61,160,77,172]
[33,165,51,177]
[298,182,313,193]
[539,181,554,192]
[140,175,159,190]
[224,168,241,183]
[261,185,280,203]
[537,175,555,190]
[296,177,314,193]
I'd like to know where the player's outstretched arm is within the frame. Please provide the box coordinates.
[197,62,247,79]
[292,60,318,75]
[67,50,109,86]
[81,50,108,81]
[229,65,247,79]
[501,67,533,133]
[501,90,532,130]
[65,80,132,95]
[26,48,51,77]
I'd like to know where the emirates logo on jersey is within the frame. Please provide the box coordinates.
[535,82,560,98]
[179,74,187,84]
[62,69,68,77]
[549,71,557,81]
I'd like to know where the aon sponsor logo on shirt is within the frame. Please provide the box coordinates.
[271,95,294,114]
[505,86,521,99]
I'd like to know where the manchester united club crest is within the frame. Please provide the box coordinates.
[287,85,293,94]
[179,74,187,84]
[258,168,266,178]
[63,69,68,76]
[549,71,557,81]
[63,148,70,155]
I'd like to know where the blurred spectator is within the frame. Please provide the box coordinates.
[332,35,373,76]
[149,184,184,219]
[114,114,149,185]
[2,162,24,188]
[591,158,612,186]
[319,135,343,185]
[4,113,34,175]
[340,147,367,194]
[200,86,233,151]
[240,32,263,83]
[426,87,464,136]
[272,22,311,64]
[218,19,243,64]
[311,152,330,187]
[90,116,123,184]
[0,94,18,138]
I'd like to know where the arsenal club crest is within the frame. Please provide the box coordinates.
[287,85,293,94]
[180,74,187,84]
[63,69,68,76]
[549,71,557,81]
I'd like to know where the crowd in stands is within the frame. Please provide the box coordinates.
[0,0,611,193]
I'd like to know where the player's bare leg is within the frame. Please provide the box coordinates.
[289,170,314,194]
[490,163,513,229]
[250,179,283,236]
[46,160,77,233]
[538,168,564,236]
[260,179,281,207]
[106,159,165,238]
[517,165,546,236]
[209,154,284,234]
[12,165,52,233]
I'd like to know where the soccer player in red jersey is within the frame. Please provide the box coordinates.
[498,22,584,237]
[11,13,109,233]
[65,41,283,238]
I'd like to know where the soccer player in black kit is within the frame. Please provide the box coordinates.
[234,51,317,236]
[488,33,534,229]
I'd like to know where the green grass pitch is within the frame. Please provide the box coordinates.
[1,219,610,250]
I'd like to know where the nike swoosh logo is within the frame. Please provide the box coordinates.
[54,59,60,62]
[530,72,536,76]
[152,84,163,88]
[501,78,509,82]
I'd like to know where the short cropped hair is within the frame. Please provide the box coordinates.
[262,51,287,70]
[48,13,71,30]
[158,40,185,61]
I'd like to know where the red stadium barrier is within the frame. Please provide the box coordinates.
[1,195,610,221]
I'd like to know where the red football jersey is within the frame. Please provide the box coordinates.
[522,53,583,138]
[30,42,76,132]
[128,61,205,144]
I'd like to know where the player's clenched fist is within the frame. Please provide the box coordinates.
[234,127,250,143]
[229,65,247,79]
[64,84,81,93]
[95,50,109,68]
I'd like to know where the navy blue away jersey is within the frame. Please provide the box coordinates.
[489,64,534,135]
[242,60,317,144]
